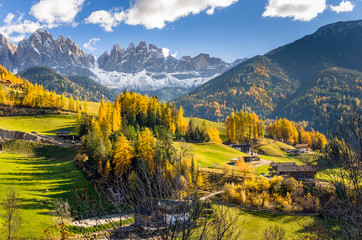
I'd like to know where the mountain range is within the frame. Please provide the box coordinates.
[19,66,117,102]
[173,20,362,132]
[0,29,245,100]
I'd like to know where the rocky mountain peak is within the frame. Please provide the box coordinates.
[136,41,147,52]
[111,44,124,55]
[0,34,16,54]
[5,29,95,75]
[0,34,16,70]
[28,28,55,46]
[149,43,160,51]
[57,35,65,43]
[127,42,135,51]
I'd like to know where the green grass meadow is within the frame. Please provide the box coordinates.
[185,117,226,140]
[0,114,77,136]
[0,145,92,239]
[174,141,246,168]
[82,101,101,115]
[224,207,320,240]
[0,113,325,239]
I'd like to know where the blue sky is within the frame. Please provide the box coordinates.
[0,0,361,62]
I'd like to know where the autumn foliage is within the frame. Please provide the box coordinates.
[225,110,264,144]
[266,118,327,150]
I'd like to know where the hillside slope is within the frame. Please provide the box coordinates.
[173,20,362,132]
[19,66,117,101]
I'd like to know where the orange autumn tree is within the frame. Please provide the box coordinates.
[237,157,254,177]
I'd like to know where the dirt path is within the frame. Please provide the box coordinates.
[70,214,133,228]
[252,158,271,168]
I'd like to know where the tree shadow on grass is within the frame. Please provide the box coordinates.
[241,208,286,221]
[295,217,333,239]
[42,125,76,136]
[2,139,77,160]
[0,150,92,213]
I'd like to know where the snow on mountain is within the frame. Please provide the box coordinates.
[90,61,219,92]
[0,29,247,100]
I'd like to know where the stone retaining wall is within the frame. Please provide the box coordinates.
[0,128,60,145]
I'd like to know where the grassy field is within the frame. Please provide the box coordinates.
[185,117,226,140]
[0,144,92,239]
[0,114,77,136]
[83,101,101,115]
[174,141,246,168]
[222,207,321,240]
[174,138,307,176]
[256,139,295,157]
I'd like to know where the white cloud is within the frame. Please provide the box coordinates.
[30,0,84,28]
[83,37,100,52]
[4,13,15,24]
[125,0,238,29]
[161,48,177,58]
[86,0,238,31]
[171,51,178,58]
[0,13,42,42]
[84,10,126,32]
[161,48,170,58]
[330,1,354,13]
[71,22,79,28]
[262,0,327,21]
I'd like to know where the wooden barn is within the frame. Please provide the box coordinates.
[270,162,318,182]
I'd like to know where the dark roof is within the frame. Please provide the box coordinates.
[134,206,153,216]
[295,144,309,148]
[277,165,318,173]
[270,162,296,167]
[230,144,251,147]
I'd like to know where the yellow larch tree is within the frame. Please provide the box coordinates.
[138,128,155,174]
[112,101,121,133]
[76,97,81,111]
[83,97,88,114]
[176,106,187,132]
[68,95,75,111]
[208,126,222,143]
[113,133,134,177]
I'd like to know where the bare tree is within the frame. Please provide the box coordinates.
[72,141,244,240]
[322,107,362,239]
[1,188,22,240]
[263,224,286,240]
[54,199,72,240]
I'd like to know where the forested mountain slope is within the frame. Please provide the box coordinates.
[173,20,362,132]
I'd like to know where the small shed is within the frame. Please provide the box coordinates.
[230,156,260,165]
[230,144,251,154]
[270,162,318,182]
[243,155,260,162]
[277,165,318,181]
[0,79,12,85]
[269,162,296,174]
[56,131,70,137]
[10,83,25,90]
[158,200,190,225]
[295,144,309,149]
